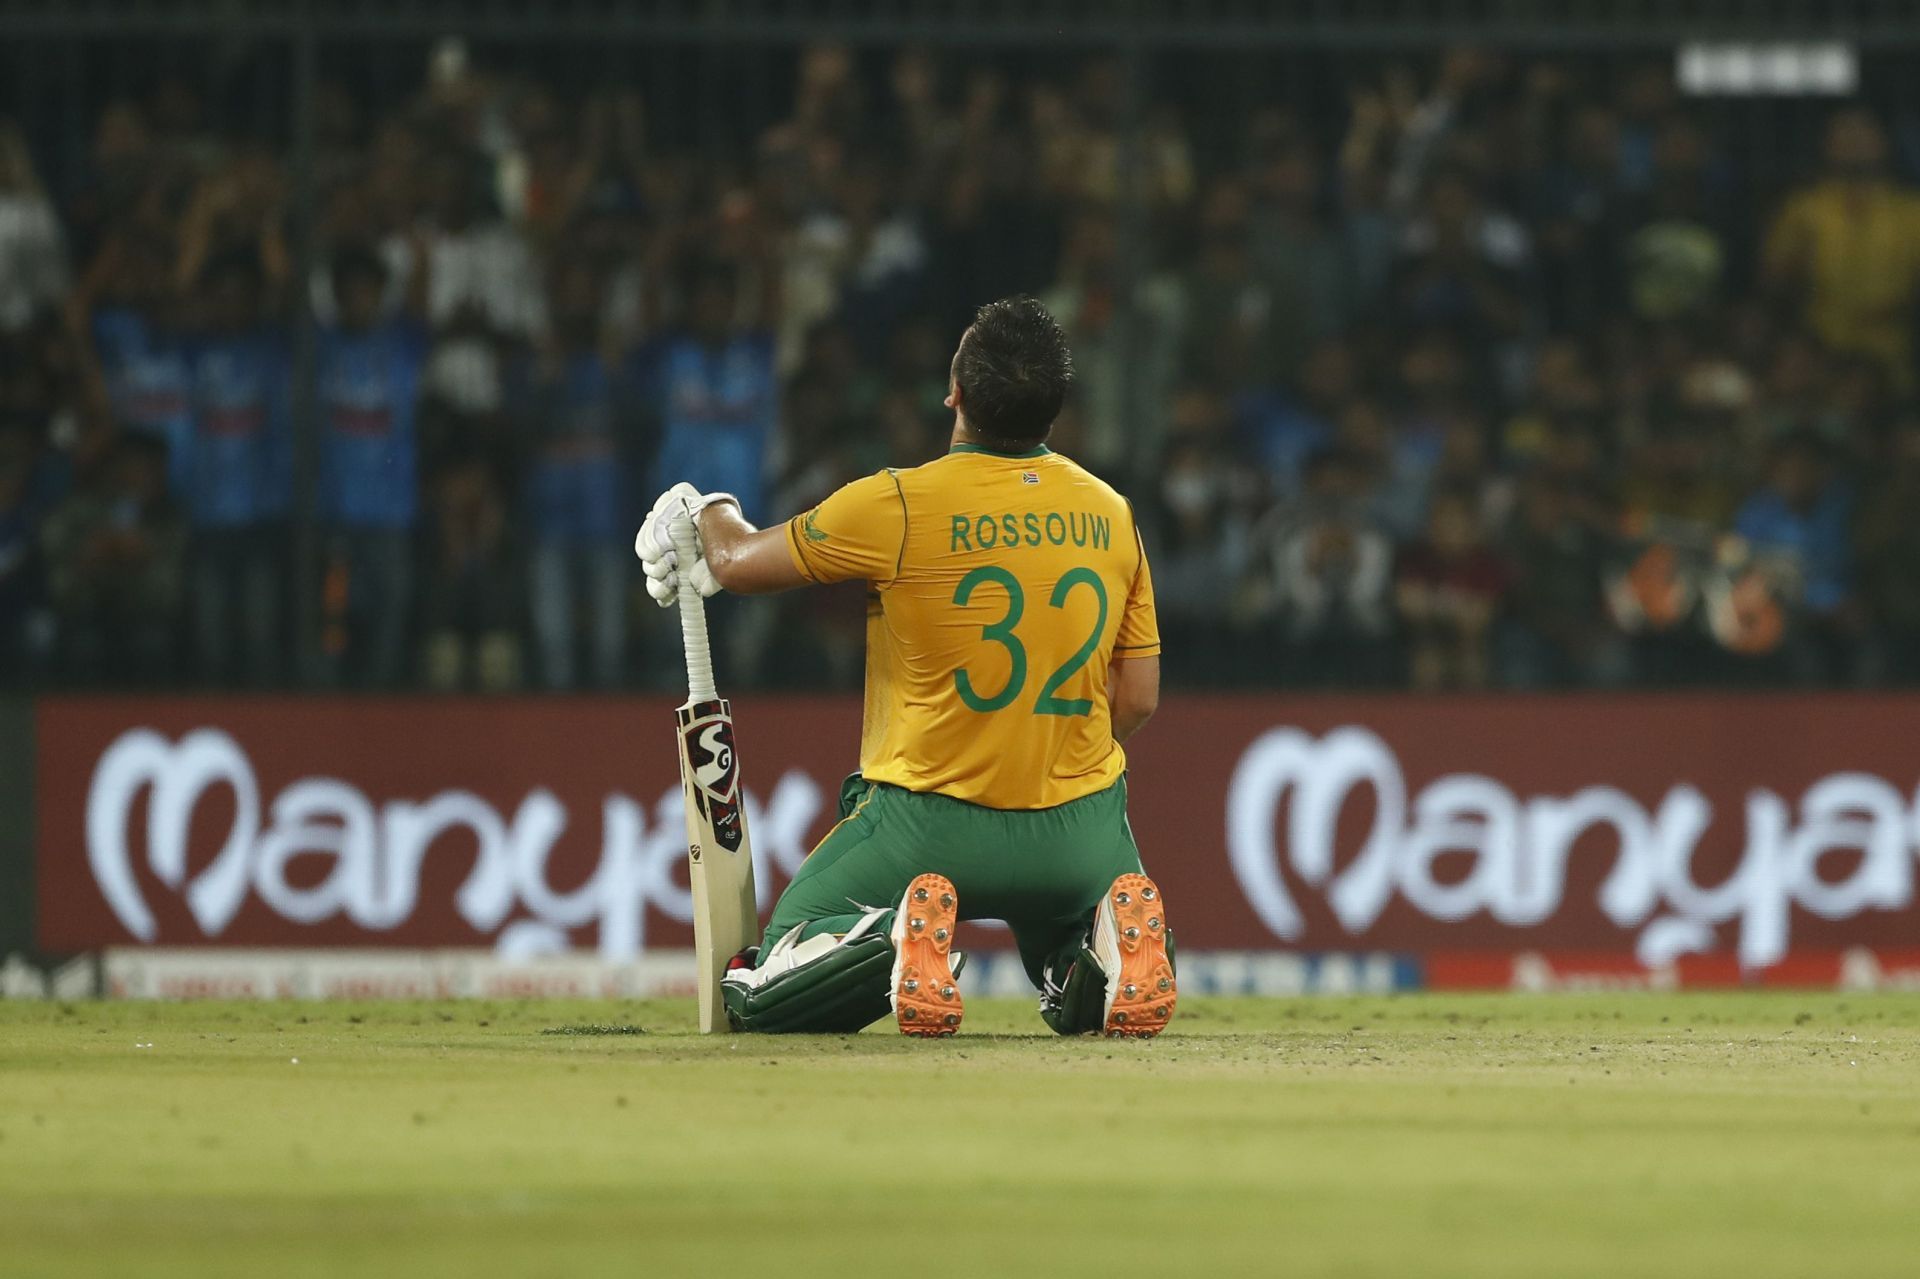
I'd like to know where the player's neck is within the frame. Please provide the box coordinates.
[949,422,1052,459]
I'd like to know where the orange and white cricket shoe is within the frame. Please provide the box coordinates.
[1093,873,1176,1036]
[890,873,962,1037]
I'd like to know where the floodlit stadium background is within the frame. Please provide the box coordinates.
[4,1,1920,998]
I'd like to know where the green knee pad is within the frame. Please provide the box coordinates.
[721,916,896,1034]
[1038,926,1177,1036]
[1038,944,1106,1035]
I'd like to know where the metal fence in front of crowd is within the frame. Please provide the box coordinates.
[5,1,1920,695]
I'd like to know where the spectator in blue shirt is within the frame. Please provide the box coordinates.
[646,262,778,524]
[316,246,426,686]
[1733,431,1854,617]
[81,221,194,495]
[1732,429,1863,682]
[185,251,290,685]
[509,254,652,689]
[1235,339,1358,501]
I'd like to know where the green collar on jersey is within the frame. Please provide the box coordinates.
[949,442,1054,459]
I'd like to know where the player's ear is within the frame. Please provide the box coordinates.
[944,380,959,411]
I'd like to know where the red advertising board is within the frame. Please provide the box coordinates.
[33,694,1920,977]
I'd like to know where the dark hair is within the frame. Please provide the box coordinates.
[331,245,388,291]
[1302,443,1363,480]
[682,258,739,301]
[202,248,263,292]
[1430,481,1482,513]
[1770,426,1829,463]
[951,295,1073,450]
[115,428,171,466]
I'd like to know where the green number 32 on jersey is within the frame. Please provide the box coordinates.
[952,565,1109,717]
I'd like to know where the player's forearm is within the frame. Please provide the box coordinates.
[1110,656,1160,744]
[1113,703,1155,744]
[699,502,807,595]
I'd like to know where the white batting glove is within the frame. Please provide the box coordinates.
[635,483,736,606]
[635,482,699,562]
[641,542,720,606]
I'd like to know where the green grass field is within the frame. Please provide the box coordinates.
[3,993,1919,1278]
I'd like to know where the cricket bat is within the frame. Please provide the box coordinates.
[670,516,759,1033]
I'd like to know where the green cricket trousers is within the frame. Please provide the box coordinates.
[758,773,1146,990]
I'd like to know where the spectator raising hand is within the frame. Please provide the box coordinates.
[4,44,1920,696]
[0,123,67,335]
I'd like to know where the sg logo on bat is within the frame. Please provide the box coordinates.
[677,699,745,854]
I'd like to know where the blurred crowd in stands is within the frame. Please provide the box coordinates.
[4,42,1920,692]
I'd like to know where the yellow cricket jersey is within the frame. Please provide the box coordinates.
[1765,181,1920,383]
[786,443,1160,811]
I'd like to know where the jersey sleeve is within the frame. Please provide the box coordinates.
[1113,522,1161,660]
[785,469,907,586]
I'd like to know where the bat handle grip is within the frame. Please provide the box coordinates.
[671,514,718,702]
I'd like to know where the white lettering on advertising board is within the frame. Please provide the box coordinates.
[84,727,821,960]
[78,724,1920,967]
[1226,726,1919,967]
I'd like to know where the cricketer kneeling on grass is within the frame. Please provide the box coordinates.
[634,296,1173,1038]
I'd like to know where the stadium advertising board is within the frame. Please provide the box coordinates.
[0,698,33,962]
[31,695,1920,989]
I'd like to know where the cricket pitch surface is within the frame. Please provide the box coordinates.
[5,993,1918,1277]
